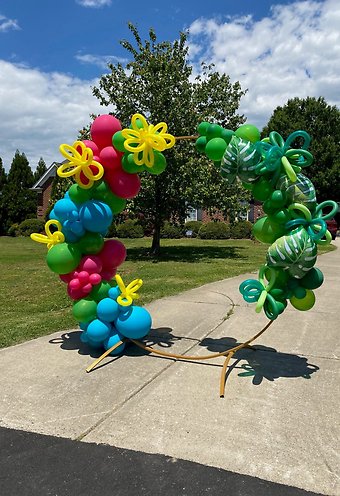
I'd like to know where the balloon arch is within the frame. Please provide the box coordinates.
[31,114,338,394]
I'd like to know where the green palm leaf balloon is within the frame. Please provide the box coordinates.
[221,135,261,183]
[277,173,317,211]
[266,227,317,279]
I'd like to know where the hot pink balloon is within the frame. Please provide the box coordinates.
[59,273,74,283]
[82,140,99,157]
[79,255,102,274]
[89,273,102,285]
[99,146,122,171]
[99,239,127,268]
[78,271,89,284]
[101,268,117,281]
[105,168,141,199]
[90,115,122,150]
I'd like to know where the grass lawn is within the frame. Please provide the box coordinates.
[0,236,336,348]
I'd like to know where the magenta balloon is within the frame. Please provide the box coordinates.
[101,268,117,281]
[105,168,141,199]
[89,273,102,285]
[78,271,89,284]
[90,115,122,150]
[79,255,102,274]
[82,140,99,157]
[59,273,73,283]
[99,239,127,268]
[99,146,122,171]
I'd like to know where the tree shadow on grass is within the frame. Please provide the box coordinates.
[126,245,245,263]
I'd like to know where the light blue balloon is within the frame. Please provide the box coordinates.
[97,298,120,322]
[79,200,113,233]
[54,198,79,222]
[103,330,126,355]
[115,306,152,339]
[87,319,111,343]
[108,286,121,301]
[49,208,59,221]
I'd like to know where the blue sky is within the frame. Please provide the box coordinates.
[0,0,339,171]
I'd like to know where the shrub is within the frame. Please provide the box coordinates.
[198,221,230,239]
[17,218,45,236]
[8,223,20,237]
[116,219,144,238]
[183,220,202,238]
[106,222,117,238]
[161,221,182,239]
[230,220,253,239]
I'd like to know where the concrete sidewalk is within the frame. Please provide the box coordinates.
[1,240,339,495]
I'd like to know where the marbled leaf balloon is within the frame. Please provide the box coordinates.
[276,173,317,212]
[266,227,317,279]
[221,135,261,183]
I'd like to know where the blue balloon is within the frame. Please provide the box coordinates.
[115,305,152,339]
[80,331,89,343]
[49,208,59,222]
[87,319,111,343]
[108,286,121,301]
[103,330,126,355]
[79,200,113,233]
[79,322,89,331]
[97,298,120,322]
[54,198,79,222]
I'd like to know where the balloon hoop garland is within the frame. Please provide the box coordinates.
[31,114,338,396]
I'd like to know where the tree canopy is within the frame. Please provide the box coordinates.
[93,23,248,253]
[262,96,340,203]
[33,157,47,183]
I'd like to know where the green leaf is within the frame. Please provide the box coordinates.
[221,135,261,183]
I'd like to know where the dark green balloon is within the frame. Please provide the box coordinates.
[46,243,82,275]
[220,129,234,145]
[195,136,207,153]
[90,281,112,302]
[91,180,111,201]
[105,192,127,214]
[206,124,223,140]
[122,153,144,174]
[300,267,324,289]
[73,298,97,323]
[197,121,210,136]
[270,190,287,208]
[75,232,104,255]
[252,178,273,201]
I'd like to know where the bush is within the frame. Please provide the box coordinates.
[116,219,144,238]
[106,222,117,238]
[230,220,253,239]
[161,221,182,239]
[183,220,202,238]
[8,223,20,237]
[17,218,45,236]
[198,221,230,239]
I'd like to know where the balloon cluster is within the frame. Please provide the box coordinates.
[196,122,339,319]
[30,113,174,354]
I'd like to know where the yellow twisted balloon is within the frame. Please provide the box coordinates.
[30,220,65,250]
[58,141,104,189]
[121,113,175,168]
[115,274,143,307]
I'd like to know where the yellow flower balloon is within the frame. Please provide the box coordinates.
[58,140,104,189]
[121,114,175,168]
[115,274,143,307]
[30,220,65,250]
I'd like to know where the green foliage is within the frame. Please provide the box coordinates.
[161,221,182,239]
[33,157,47,183]
[262,96,340,202]
[92,23,247,254]
[116,219,144,238]
[198,221,230,239]
[7,223,19,237]
[0,158,8,235]
[17,218,45,236]
[1,151,37,233]
[50,172,73,206]
[106,222,117,238]
[230,220,253,239]
[183,220,203,237]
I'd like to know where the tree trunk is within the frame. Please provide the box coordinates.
[151,222,161,256]
[150,177,162,256]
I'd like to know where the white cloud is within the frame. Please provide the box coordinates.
[0,60,109,171]
[0,14,20,32]
[75,53,128,68]
[75,0,111,7]
[188,0,340,129]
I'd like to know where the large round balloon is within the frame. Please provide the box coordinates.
[46,243,82,274]
[79,200,113,233]
[105,168,141,199]
[115,306,152,339]
[91,115,122,150]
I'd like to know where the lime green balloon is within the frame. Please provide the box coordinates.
[73,298,97,323]
[195,136,207,153]
[290,289,315,311]
[252,178,274,201]
[235,124,260,143]
[75,232,104,255]
[90,281,112,302]
[46,243,82,275]
[252,216,285,244]
[112,131,126,152]
[122,153,144,174]
[105,192,126,214]
[197,121,210,135]
[205,138,227,161]
[300,267,324,290]
[68,184,92,204]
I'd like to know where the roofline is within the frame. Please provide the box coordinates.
[31,161,65,190]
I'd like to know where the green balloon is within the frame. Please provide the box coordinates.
[68,184,92,204]
[75,232,104,255]
[220,129,235,145]
[206,124,223,140]
[90,281,112,302]
[252,216,285,244]
[148,152,167,175]
[122,153,144,174]
[46,243,82,275]
[270,190,287,208]
[91,180,111,201]
[112,131,126,152]
[205,138,227,161]
[195,136,207,153]
[263,200,278,215]
[105,192,126,214]
[252,178,273,201]
[197,121,210,136]
[73,298,97,323]
[290,289,315,311]
[269,208,291,225]
[300,267,324,290]
[235,124,260,143]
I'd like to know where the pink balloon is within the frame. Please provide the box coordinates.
[69,278,81,290]
[105,168,141,199]
[82,140,99,157]
[90,115,122,150]
[79,255,102,274]
[99,146,122,171]
[60,273,73,283]
[101,268,117,281]
[78,271,89,284]
[68,286,85,300]
[89,273,102,285]
[99,239,127,268]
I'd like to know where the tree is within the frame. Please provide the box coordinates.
[0,158,7,235]
[33,157,47,183]
[93,24,247,254]
[262,97,340,203]
[1,150,37,232]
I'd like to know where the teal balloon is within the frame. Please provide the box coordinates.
[87,319,111,343]
[115,305,152,339]
[46,243,81,274]
[97,298,120,322]
[103,331,126,355]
